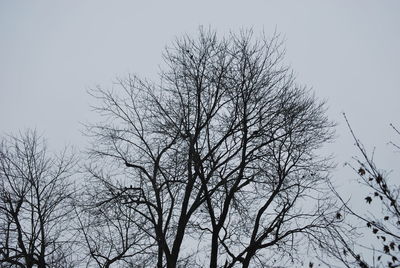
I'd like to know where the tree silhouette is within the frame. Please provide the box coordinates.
[0,130,76,268]
[85,28,337,268]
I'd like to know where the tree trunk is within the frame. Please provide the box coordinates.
[209,230,220,268]
[157,243,163,268]
[241,251,254,268]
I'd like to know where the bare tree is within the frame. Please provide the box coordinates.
[86,28,336,267]
[0,130,76,268]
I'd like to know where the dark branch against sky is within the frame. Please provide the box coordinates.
[0,0,399,218]
[1,1,400,267]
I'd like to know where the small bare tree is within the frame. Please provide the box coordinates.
[87,28,336,267]
[0,130,76,268]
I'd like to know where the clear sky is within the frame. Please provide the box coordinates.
[1,0,399,200]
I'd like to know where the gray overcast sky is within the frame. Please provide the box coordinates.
[1,1,399,189]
